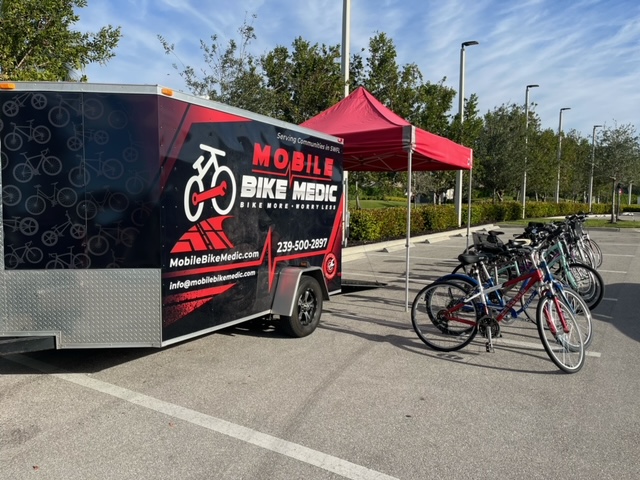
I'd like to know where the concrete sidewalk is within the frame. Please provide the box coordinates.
[342,223,500,262]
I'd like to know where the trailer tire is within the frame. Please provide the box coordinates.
[280,276,323,338]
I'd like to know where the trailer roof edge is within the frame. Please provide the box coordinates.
[3,81,342,144]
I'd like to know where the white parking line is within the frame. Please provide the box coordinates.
[8,355,399,480]
[499,339,601,357]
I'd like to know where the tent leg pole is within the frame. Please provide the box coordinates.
[466,168,473,249]
[405,151,413,312]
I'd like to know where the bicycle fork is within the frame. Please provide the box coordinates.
[544,295,572,347]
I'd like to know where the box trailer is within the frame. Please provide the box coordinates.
[0,82,343,353]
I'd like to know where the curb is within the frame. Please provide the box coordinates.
[342,224,500,263]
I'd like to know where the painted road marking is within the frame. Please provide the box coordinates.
[8,355,399,480]
[499,338,601,358]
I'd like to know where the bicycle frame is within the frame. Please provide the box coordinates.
[445,254,571,339]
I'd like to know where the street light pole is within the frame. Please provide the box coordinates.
[522,84,539,219]
[454,40,478,227]
[588,124,602,212]
[555,107,571,203]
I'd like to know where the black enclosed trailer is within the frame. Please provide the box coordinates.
[0,82,343,351]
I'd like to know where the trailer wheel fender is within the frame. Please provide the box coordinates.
[272,267,329,338]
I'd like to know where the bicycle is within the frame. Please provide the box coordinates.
[3,216,39,236]
[40,211,87,247]
[412,242,586,373]
[13,149,62,183]
[2,92,47,117]
[565,214,602,268]
[87,223,138,256]
[4,120,51,151]
[46,247,91,269]
[76,189,129,221]
[122,134,142,163]
[66,123,109,151]
[522,222,604,310]
[131,201,154,227]
[184,144,236,222]
[125,168,152,195]
[455,224,604,311]
[3,184,22,207]
[25,183,77,216]
[68,152,124,187]
[48,94,104,127]
[450,228,594,346]
[5,242,44,269]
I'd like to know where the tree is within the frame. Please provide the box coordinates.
[557,131,591,202]
[159,14,269,114]
[475,103,527,201]
[527,128,559,201]
[0,0,121,81]
[261,37,344,124]
[595,123,639,220]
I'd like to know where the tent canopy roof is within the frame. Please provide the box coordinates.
[301,86,473,172]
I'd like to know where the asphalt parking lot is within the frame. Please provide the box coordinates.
[1,225,639,480]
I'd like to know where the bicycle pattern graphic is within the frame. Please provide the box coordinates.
[3,216,39,236]
[87,223,138,256]
[76,188,129,221]
[1,90,158,269]
[66,123,109,151]
[4,120,51,151]
[13,148,62,183]
[2,92,47,117]
[25,183,77,216]
[40,211,86,247]
[48,94,103,127]
[45,247,91,269]
[68,152,124,187]
[5,242,44,269]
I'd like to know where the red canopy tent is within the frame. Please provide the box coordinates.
[301,86,473,172]
[301,87,473,309]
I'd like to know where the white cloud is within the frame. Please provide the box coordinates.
[75,0,640,136]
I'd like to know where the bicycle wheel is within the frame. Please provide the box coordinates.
[42,156,62,176]
[411,281,479,352]
[5,253,20,269]
[73,253,91,269]
[13,163,34,183]
[88,235,109,256]
[25,246,43,264]
[558,288,593,349]
[68,166,89,188]
[48,106,70,127]
[57,187,77,208]
[3,185,22,206]
[25,195,46,215]
[558,262,604,310]
[585,239,602,268]
[536,293,585,373]
[76,200,97,220]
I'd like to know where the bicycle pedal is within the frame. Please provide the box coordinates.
[485,342,495,353]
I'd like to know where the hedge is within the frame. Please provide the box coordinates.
[348,200,615,243]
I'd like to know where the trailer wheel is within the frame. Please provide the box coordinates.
[280,276,323,338]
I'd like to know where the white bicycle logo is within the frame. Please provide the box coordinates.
[184,144,236,222]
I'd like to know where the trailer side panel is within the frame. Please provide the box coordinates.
[157,95,343,342]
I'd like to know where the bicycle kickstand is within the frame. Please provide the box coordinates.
[485,331,495,353]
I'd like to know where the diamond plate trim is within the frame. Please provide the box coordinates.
[1,269,161,347]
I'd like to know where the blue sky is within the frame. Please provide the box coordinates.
[77,0,640,138]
